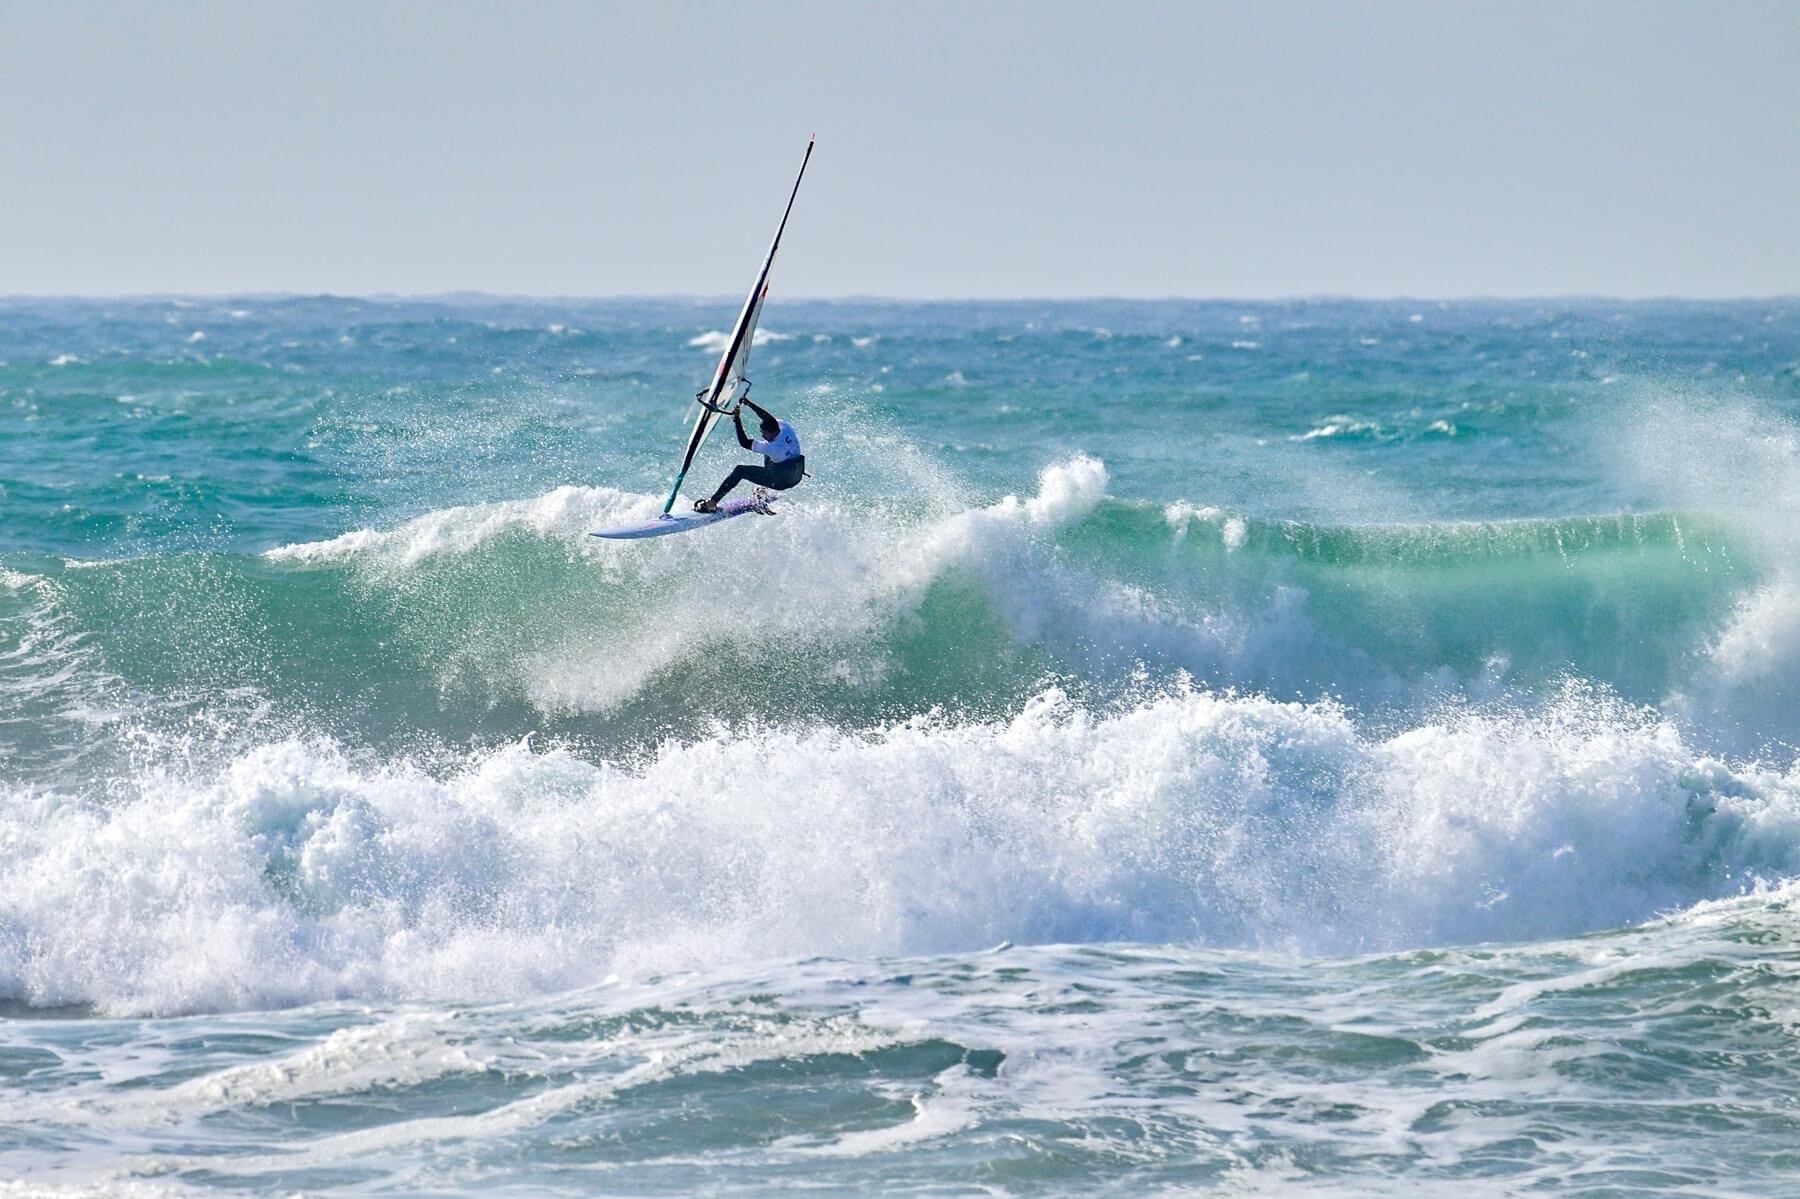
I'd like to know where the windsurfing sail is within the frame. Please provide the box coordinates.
[661,137,815,514]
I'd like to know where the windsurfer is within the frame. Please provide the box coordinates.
[694,398,805,513]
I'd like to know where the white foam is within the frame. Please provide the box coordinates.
[1163,501,1239,554]
[0,1181,193,1197]
[1292,417,1381,442]
[0,571,126,772]
[264,484,646,568]
[1617,392,1800,747]
[1704,583,1800,688]
[2,679,1796,1016]
[0,1013,491,1132]
[1006,454,1106,526]
[686,328,792,353]
[775,1067,978,1156]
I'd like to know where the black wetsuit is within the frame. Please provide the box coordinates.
[709,414,804,504]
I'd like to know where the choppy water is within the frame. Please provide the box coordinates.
[3,296,1800,1194]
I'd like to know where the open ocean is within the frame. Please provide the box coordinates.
[3,295,1800,1196]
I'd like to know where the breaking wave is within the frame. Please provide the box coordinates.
[4,682,1798,1015]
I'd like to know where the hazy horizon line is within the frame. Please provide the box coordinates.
[3,290,1796,306]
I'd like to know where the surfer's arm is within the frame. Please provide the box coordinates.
[732,407,754,450]
[740,398,773,424]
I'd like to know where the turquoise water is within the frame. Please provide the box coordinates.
[3,296,1800,1194]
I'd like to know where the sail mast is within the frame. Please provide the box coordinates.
[661,138,815,514]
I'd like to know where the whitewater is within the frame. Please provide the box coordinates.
[3,296,1799,1194]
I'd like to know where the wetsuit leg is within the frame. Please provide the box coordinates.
[710,457,805,504]
[710,463,780,504]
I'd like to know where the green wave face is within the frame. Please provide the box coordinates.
[4,489,1767,778]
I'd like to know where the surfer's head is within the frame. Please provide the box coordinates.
[760,415,780,439]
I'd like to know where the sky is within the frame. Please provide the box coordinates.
[1,0,1795,299]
